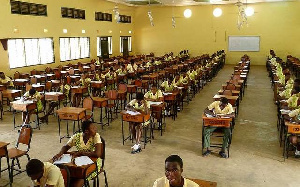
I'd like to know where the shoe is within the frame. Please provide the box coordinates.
[131,144,141,154]
[219,151,228,158]
[202,150,211,157]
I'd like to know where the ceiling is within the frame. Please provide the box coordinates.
[106,0,292,6]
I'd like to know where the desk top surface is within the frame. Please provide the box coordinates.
[213,94,239,100]
[56,107,86,114]
[92,97,109,102]
[0,141,9,148]
[2,89,22,94]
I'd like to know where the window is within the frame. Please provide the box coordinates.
[60,37,90,61]
[120,36,132,53]
[8,38,54,69]
[97,37,112,57]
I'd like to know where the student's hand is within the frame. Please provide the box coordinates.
[52,153,63,161]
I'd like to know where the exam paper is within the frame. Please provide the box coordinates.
[75,156,94,166]
[53,154,72,164]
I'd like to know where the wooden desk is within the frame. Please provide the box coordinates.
[56,107,86,143]
[218,89,240,96]
[11,100,36,129]
[92,97,108,127]
[283,121,300,159]
[2,89,22,101]
[221,84,241,91]
[202,115,232,128]
[90,81,104,96]
[63,156,97,179]
[120,110,151,148]
[127,85,137,100]
[188,178,217,187]
[13,79,28,90]
[0,142,12,186]
[0,85,7,91]
[32,84,45,92]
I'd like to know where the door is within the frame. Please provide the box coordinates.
[101,37,109,59]
[122,37,129,57]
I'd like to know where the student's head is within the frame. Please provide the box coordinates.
[0,72,4,79]
[165,155,183,186]
[82,120,97,137]
[110,67,114,72]
[151,86,157,94]
[130,59,135,65]
[136,92,144,101]
[29,88,36,96]
[26,159,44,181]
[220,97,229,107]
[293,79,300,89]
[121,64,126,69]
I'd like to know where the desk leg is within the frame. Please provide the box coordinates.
[13,110,16,129]
[144,125,147,149]
[122,118,125,145]
[58,118,61,143]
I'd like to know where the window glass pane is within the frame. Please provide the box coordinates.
[70,38,80,60]
[39,38,54,64]
[128,36,132,52]
[97,37,101,56]
[24,39,39,66]
[120,37,123,53]
[8,38,54,68]
[108,37,112,55]
[8,39,26,68]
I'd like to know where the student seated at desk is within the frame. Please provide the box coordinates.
[52,120,102,187]
[144,86,163,102]
[23,88,43,124]
[127,59,138,73]
[153,155,199,187]
[116,64,127,75]
[126,92,150,154]
[0,72,13,87]
[203,97,234,158]
[26,159,64,187]
[161,77,174,92]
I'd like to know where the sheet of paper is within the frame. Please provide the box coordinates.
[280,109,291,114]
[126,110,141,115]
[75,156,94,166]
[148,101,163,105]
[163,92,172,96]
[53,154,72,165]
[205,114,214,118]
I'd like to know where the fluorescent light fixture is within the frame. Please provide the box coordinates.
[13,28,19,33]
[63,29,67,33]
[213,8,222,17]
[82,29,86,33]
[44,29,48,33]
[120,31,122,33]
[109,30,112,33]
[245,7,254,17]
[184,9,192,18]
[129,31,132,34]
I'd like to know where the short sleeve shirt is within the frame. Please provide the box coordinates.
[67,133,102,152]
[208,101,234,115]
[153,177,199,187]
[128,99,150,111]
[32,162,64,187]
[144,90,163,100]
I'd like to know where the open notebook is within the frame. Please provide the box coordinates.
[53,154,94,166]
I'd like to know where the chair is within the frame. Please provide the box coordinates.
[30,77,38,84]
[117,84,127,110]
[83,97,94,122]
[106,90,118,123]
[84,136,108,187]
[56,164,70,187]
[151,104,165,136]
[8,124,32,182]
[13,71,20,79]
[45,81,53,92]
[225,83,236,91]
[222,90,233,96]
[25,83,32,92]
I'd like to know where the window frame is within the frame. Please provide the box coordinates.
[7,37,55,69]
[59,37,90,62]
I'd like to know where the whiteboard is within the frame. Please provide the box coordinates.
[228,36,260,52]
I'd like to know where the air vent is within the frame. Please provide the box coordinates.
[126,0,161,5]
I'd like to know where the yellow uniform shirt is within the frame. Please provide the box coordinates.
[161,81,174,92]
[0,76,13,87]
[153,177,199,187]
[32,162,64,187]
[287,94,299,108]
[208,101,234,115]
[144,90,163,100]
[279,88,292,99]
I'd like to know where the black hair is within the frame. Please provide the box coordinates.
[130,59,135,64]
[136,92,144,100]
[29,88,36,96]
[26,159,44,176]
[220,97,229,105]
[82,120,93,132]
[110,67,114,71]
[294,79,300,85]
[165,155,183,169]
